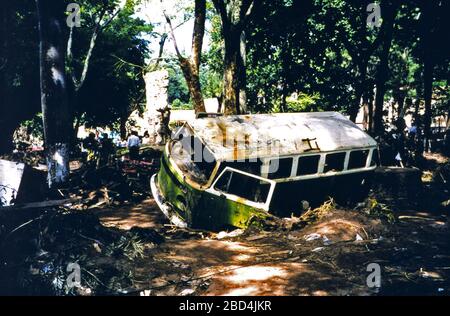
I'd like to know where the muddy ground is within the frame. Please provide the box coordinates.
[94,199,450,296]
[0,153,449,296]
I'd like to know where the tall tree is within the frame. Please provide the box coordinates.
[66,0,122,93]
[335,0,383,123]
[163,0,207,113]
[66,0,123,140]
[35,0,71,188]
[0,0,11,153]
[373,0,399,135]
[420,0,440,150]
[78,5,151,137]
[212,0,258,114]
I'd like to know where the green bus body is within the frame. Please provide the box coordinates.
[156,151,269,230]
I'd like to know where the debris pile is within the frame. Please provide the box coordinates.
[0,207,164,295]
[434,162,450,189]
[358,197,395,223]
[0,146,164,295]
[0,149,46,167]
[245,197,393,234]
[66,148,161,209]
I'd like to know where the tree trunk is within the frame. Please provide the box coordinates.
[223,29,246,114]
[423,57,433,151]
[164,0,206,114]
[0,0,12,154]
[212,0,256,115]
[396,89,406,118]
[120,115,127,140]
[414,97,421,123]
[179,58,205,113]
[238,31,247,113]
[36,0,71,188]
[349,62,368,123]
[422,1,434,152]
[280,40,290,113]
[373,1,398,135]
[184,0,206,113]
[362,95,370,131]
[368,88,375,133]
[223,37,239,114]
[280,80,288,113]
[349,81,364,122]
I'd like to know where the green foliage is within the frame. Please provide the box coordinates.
[364,198,395,223]
[203,13,224,75]
[240,0,449,120]
[105,235,145,260]
[21,113,44,140]
[171,99,193,110]
[200,65,222,98]
[72,0,152,128]
[286,92,322,112]
[1,0,152,142]
[167,61,191,106]
[3,0,449,151]
[0,0,41,152]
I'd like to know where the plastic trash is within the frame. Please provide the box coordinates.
[304,233,321,241]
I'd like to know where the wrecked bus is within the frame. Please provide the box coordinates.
[150,112,378,230]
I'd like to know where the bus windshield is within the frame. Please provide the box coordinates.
[169,126,216,186]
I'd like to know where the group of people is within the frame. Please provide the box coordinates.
[381,118,450,167]
[375,119,420,167]
[81,130,152,166]
[81,132,115,167]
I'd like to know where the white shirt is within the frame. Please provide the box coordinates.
[127,135,140,147]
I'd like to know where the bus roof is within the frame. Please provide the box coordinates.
[188,112,377,161]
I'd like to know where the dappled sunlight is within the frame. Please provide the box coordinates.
[157,239,260,266]
[97,199,168,230]
[234,254,252,261]
[223,286,260,296]
[225,266,287,283]
[312,290,329,296]
[208,262,318,296]
[310,219,366,241]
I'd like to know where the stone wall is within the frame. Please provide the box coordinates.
[144,70,170,144]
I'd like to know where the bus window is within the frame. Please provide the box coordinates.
[324,152,346,173]
[267,157,294,179]
[297,155,320,175]
[348,150,369,169]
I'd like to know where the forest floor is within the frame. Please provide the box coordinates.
[95,152,450,296]
[1,152,449,296]
[95,193,449,296]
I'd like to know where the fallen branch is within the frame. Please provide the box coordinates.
[0,199,74,211]
[398,215,436,221]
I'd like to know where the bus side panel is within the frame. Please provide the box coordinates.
[269,171,374,217]
[191,192,269,230]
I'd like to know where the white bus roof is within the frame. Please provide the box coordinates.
[188,112,377,161]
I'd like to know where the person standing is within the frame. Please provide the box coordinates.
[97,133,115,167]
[127,130,141,160]
[82,132,99,163]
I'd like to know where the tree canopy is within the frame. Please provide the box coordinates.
[1,0,449,154]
